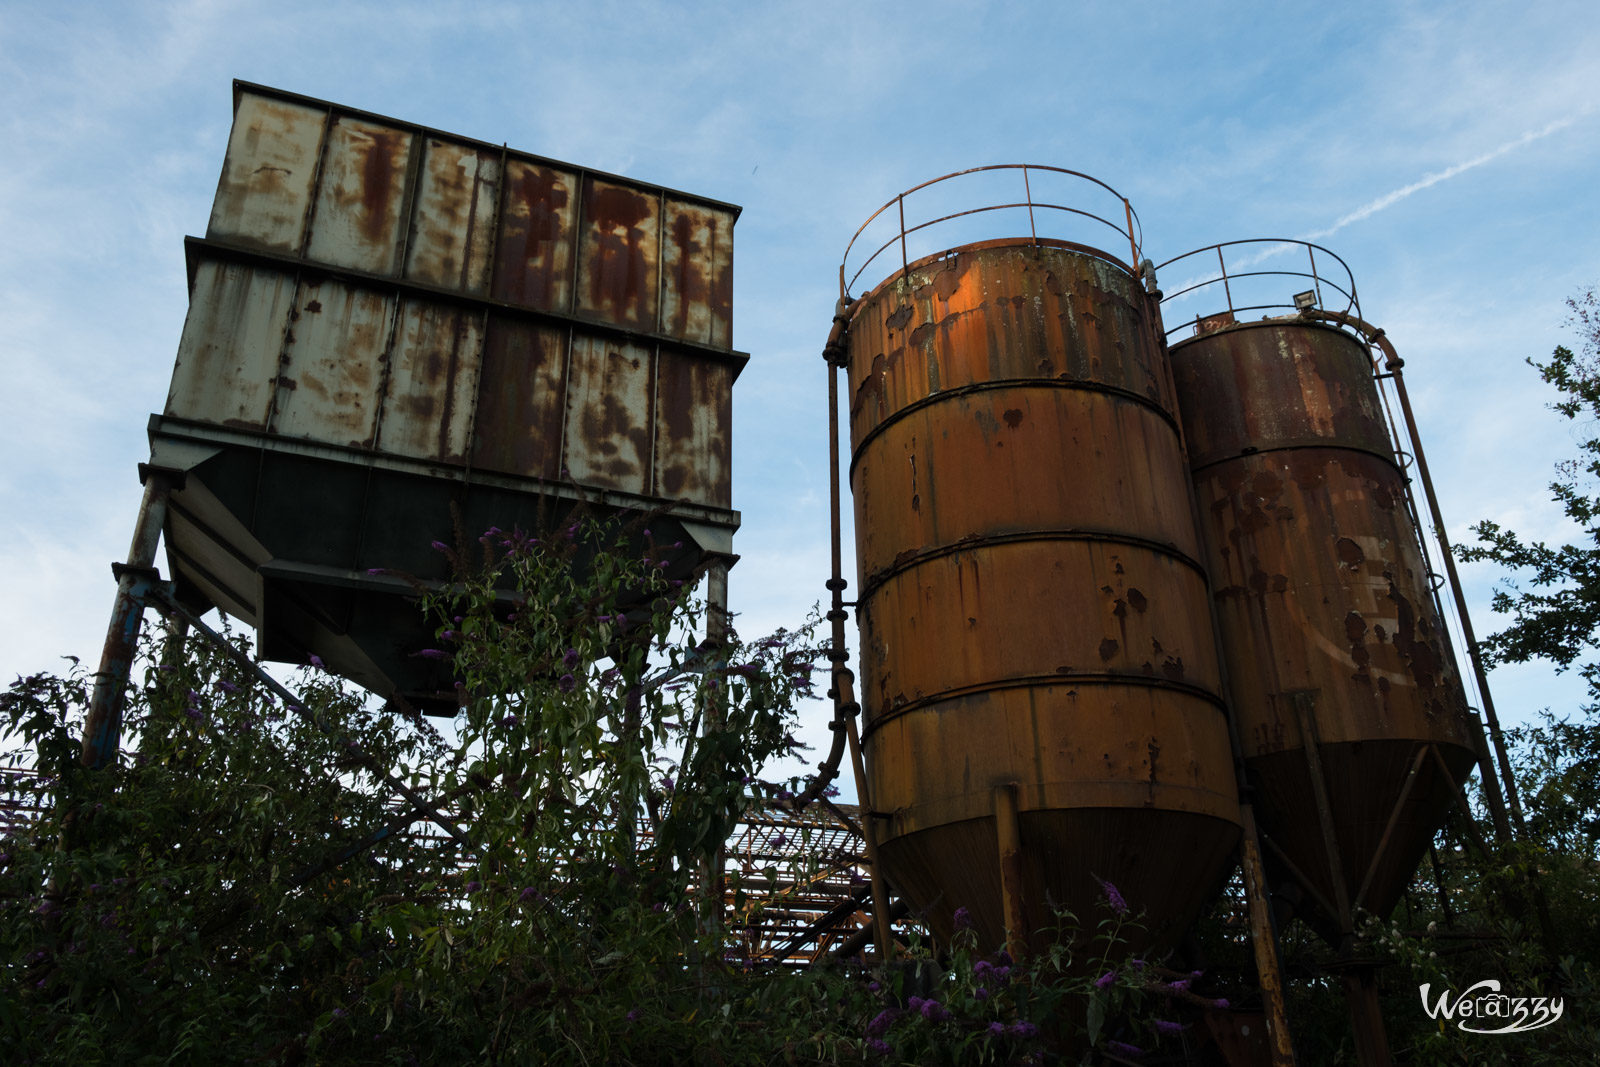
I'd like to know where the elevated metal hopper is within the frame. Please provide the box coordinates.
[153,83,745,711]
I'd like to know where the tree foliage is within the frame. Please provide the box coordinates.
[0,520,1187,1065]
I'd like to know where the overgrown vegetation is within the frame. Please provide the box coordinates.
[1,519,1193,1065]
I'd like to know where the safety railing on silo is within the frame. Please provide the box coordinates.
[840,164,1145,300]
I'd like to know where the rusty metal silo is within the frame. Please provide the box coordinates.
[1158,241,1480,937]
[837,169,1241,953]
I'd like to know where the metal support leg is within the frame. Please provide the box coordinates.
[1239,802,1298,1066]
[82,470,178,769]
[993,783,1027,961]
[700,560,730,934]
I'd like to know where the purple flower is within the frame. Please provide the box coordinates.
[1210,997,1230,1009]
[1009,1021,1039,1039]
[331,1007,347,1019]
[465,881,482,893]
[769,833,787,848]
[625,1008,639,1023]
[867,980,880,993]
[919,999,947,1021]
[415,649,449,661]
[562,648,580,668]
[439,630,459,643]
[1162,977,1191,993]
[866,1039,892,1057]
[974,987,989,1001]
[430,540,450,553]
[953,905,973,931]
[308,654,325,669]
[661,777,674,792]
[366,567,389,576]
[558,673,577,692]
[866,1008,899,1037]
[216,679,240,695]
[1152,1019,1186,1036]
[1095,969,1117,990]
[1096,874,1129,916]
[519,886,538,902]
[1106,1039,1145,1058]
[499,714,519,729]
[988,1021,1006,1037]
[906,996,925,1011]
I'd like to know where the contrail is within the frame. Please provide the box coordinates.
[1303,110,1592,241]
[1163,109,1594,305]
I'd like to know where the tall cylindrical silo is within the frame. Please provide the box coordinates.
[1167,308,1478,933]
[843,178,1242,951]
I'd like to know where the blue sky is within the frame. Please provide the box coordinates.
[3,1,1598,789]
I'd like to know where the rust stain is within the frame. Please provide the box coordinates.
[494,162,574,310]
[578,178,658,328]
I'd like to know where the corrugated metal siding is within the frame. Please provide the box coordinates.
[655,351,731,506]
[304,116,417,275]
[207,94,325,253]
[564,335,653,494]
[469,317,568,480]
[577,176,660,330]
[405,139,500,296]
[493,160,578,311]
[269,280,392,447]
[661,200,734,347]
[378,301,484,463]
[176,83,741,512]
[168,260,297,429]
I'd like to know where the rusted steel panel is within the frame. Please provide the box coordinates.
[167,261,298,429]
[661,198,734,347]
[378,301,484,463]
[847,239,1239,952]
[207,93,326,253]
[852,386,1201,585]
[1177,320,1392,468]
[654,349,731,507]
[492,160,578,311]
[304,115,417,276]
[847,242,1174,454]
[468,316,568,480]
[405,139,501,296]
[1170,319,1477,925]
[563,333,653,495]
[269,279,392,448]
[577,176,660,330]
[861,542,1221,717]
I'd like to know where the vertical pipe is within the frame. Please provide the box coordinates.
[993,783,1026,961]
[1384,361,1525,833]
[1310,311,1524,840]
[82,470,177,769]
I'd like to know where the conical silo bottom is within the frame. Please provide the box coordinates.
[1250,738,1479,938]
[878,809,1240,957]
